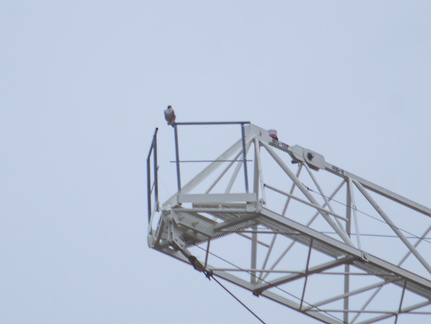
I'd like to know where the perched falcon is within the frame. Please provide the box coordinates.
[164,105,176,126]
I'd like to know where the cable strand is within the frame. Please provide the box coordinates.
[194,245,341,322]
[211,275,266,324]
[304,184,431,244]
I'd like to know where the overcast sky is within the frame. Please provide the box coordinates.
[1,1,431,323]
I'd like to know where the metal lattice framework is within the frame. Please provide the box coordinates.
[147,122,431,323]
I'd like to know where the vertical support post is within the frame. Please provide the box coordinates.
[251,137,257,283]
[147,128,159,223]
[174,124,182,193]
[251,226,257,284]
[242,123,253,282]
[147,154,152,223]
[344,180,352,324]
[241,123,249,193]
[153,128,159,211]
[253,139,260,197]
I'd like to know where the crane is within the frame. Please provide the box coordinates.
[147,121,431,323]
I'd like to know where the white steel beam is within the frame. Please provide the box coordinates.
[262,142,354,247]
[353,179,431,275]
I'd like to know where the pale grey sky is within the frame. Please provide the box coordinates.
[1,1,431,323]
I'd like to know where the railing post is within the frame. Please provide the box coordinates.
[241,123,249,193]
[174,124,182,193]
[153,128,159,211]
[147,128,159,223]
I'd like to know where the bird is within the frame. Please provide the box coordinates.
[164,105,176,126]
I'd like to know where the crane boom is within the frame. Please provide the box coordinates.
[147,122,431,323]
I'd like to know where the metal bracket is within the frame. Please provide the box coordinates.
[166,212,209,275]
[286,145,326,171]
[167,213,187,251]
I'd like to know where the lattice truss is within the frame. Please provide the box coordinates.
[147,123,431,324]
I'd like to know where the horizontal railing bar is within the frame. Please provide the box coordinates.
[170,159,252,163]
[175,121,251,126]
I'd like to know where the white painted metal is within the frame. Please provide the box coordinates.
[148,122,431,323]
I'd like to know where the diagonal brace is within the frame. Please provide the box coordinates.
[253,256,356,295]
